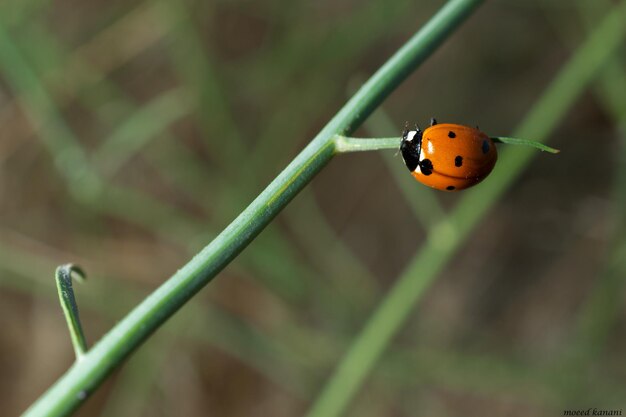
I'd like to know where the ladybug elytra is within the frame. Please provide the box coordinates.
[400,118,497,191]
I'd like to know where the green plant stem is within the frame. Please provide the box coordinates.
[333,135,560,153]
[55,264,88,360]
[22,0,484,415]
[304,2,626,417]
[334,136,400,153]
[491,136,560,153]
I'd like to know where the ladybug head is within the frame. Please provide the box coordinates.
[400,127,422,172]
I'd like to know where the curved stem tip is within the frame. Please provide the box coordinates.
[492,137,560,154]
[55,264,88,360]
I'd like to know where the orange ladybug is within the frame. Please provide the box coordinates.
[400,118,497,191]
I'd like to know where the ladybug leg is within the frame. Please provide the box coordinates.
[414,123,421,132]
[430,117,437,126]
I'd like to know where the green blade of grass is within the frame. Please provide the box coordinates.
[20,0,485,415]
[491,136,561,153]
[304,2,626,417]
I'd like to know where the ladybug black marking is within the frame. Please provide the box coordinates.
[448,131,456,138]
[400,129,422,172]
[446,185,456,190]
[420,159,433,176]
[454,155,463,167]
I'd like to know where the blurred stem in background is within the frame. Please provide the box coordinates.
[305,1,626,416]
[537,1,626,403]
[563,0,626,373]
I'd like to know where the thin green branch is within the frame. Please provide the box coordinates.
[55,264,88,360]
[333,135,400,153]
[22,0,485,415]
[335,135,561,154]
[491,136,561,153]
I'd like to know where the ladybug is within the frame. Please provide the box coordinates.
[400,118,497,191]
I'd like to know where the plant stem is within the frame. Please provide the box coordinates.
[22,0,485,415]
[491,136,560,153]
[55,265,88,360]
[333,135,561,154]
[334,135,400,153]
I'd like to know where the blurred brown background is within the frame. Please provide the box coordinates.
[1,0,625,416]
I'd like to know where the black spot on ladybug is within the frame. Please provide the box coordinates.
[420,159,433,176]
[448,131,456,138]
[446,185,456,190]
[482,140,490,154]
[454,155,463,167]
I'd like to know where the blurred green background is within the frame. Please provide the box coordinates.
[1,0,625,416]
